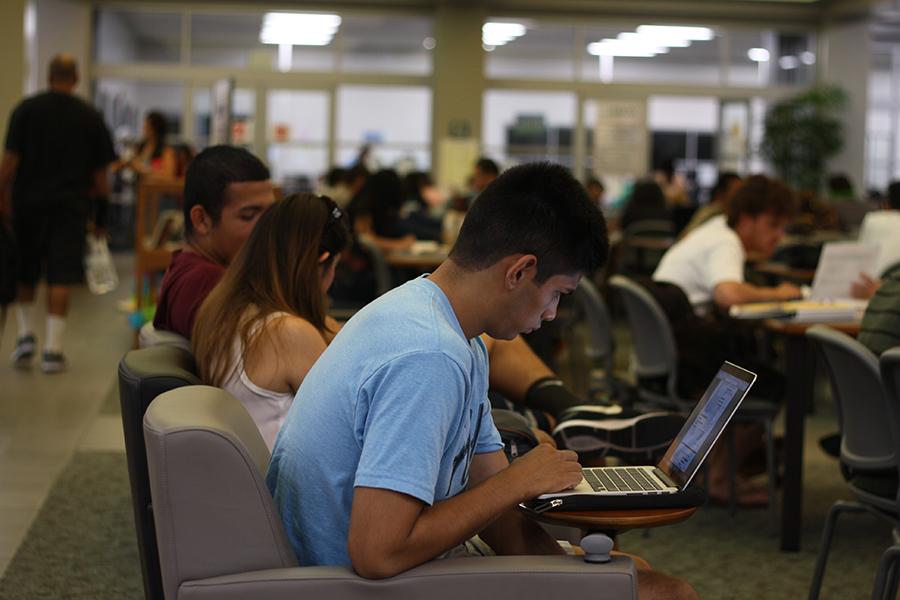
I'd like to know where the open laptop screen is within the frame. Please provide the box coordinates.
[657,362,757,489]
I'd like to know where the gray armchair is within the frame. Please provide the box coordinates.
[143,385,638,599]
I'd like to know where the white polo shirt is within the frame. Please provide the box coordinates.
[653,215,745,308]
[858,210,900,277]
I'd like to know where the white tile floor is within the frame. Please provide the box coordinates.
[0,255,134,575]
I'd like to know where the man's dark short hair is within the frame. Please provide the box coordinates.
[726,174,798,228]
[712,172,740,200]
[48,54,78,83]
[183,145,270,238]
[476,157,500,177]
[887,181,900,210]
[450,162,608,282]
[586,176,605,191]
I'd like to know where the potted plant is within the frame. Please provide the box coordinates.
[761,85,847,192]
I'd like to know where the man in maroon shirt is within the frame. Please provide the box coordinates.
[153,146,275,339]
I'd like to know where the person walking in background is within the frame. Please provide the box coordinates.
[0,54,116,373]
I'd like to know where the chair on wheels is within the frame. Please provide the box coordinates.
[608,274,779,522]
[118,345,201,600]
[807,332,900,600]
[143,385,638,599]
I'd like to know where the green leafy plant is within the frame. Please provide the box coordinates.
[761,85,847,192]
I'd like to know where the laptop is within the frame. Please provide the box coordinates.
[537,361,756,501]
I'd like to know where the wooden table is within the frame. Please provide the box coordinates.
[762,318,860,552]
[523,505,697,541]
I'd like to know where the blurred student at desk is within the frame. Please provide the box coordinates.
[654,174,802,312]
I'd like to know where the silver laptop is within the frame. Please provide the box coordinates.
[538,361,757,499]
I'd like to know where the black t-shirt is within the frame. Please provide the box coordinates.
[5,91,116,208]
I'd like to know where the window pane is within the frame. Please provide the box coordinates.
[485,22,575,81]
[95,9,182,64]
[192,87,255,149]
[728,29,816,87]
[266,90,330,190]
[190,12,336,71]
[482,90,577,169]
[336,85,432,170]
[580,24,721,85]
[340,15,432,75]
[94,79,184,145]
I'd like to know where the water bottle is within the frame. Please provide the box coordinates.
[84,236,119,295]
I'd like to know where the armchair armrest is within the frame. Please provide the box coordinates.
[179,555,637,600]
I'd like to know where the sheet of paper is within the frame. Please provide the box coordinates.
[810,241,881,300]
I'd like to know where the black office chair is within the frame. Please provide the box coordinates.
[118,345,200,600]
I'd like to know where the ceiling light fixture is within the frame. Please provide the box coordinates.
[747,47,770,62]
[482,22,526,47]
[800,51,816,65]
[587,39,669,58]
[260,12,341,46]
[636,25,714,42]
[779,55,799,70]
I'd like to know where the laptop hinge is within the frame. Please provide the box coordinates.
[654,467,678,488]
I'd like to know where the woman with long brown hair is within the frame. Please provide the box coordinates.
[192,193,351,449]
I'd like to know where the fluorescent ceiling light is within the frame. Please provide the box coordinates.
[260,12,341,46]
[636,25,714,42]
[618,32,691,48]
[587,40,668,58]
[779,55,799,69]
[747,47,770,62]
[482,22,526,47]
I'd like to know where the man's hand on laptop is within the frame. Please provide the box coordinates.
[501,443,583,502]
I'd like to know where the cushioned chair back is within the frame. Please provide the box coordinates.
[118,345,200,600]
[572,278,613,366]
[807,326,895,471]
[878,349,900,479]
[144,386,298,600]
[608,275,678,386]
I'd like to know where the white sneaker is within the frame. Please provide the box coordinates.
[10,334,36,368]
[40,351,67,374]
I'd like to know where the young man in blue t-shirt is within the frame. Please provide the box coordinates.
[267,162,697,599]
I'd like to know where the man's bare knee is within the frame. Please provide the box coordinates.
[636,569,699,600]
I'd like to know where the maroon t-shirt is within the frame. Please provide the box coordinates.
[153,250,225,340]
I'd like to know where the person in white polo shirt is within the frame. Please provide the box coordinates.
[654,174,802,313]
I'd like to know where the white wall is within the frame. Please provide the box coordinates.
[822,19,870,190]
[482,90,577,148]
[33,0,90,97]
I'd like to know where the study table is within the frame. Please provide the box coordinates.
[524,505,697,541]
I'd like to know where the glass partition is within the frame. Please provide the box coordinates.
[95,9,182,64]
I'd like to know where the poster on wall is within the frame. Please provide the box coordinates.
[210,78,234,146]
[593,99,648,178]
[719,101,750,172]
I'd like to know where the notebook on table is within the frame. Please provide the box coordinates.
[529,362,756,510]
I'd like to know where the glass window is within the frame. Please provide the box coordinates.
[728,29,816,87]
[94,79,185,148]
[266,90,330,189]
[482,90,577,169]
[340,15,432,75]
[192,87,256,149]
[95,9,182,64]
[580,24,721,85]
[336,85,432,170]
[485,21,576,81]
[190,12,336,72]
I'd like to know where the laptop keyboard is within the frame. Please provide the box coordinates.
[584,467,665,493]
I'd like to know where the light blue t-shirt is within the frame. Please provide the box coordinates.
[266,277,503,566]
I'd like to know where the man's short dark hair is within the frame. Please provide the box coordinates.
[183,145,270,238]
[476,157,500,177]
[726,174,798,228]
[712,171,740,200]
[48,54,78,83]
[887,181,900,210]
[450,162,608,282]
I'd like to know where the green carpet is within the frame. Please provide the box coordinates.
[0,451,143,600]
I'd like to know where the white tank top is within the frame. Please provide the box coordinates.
[222,312,295,451]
